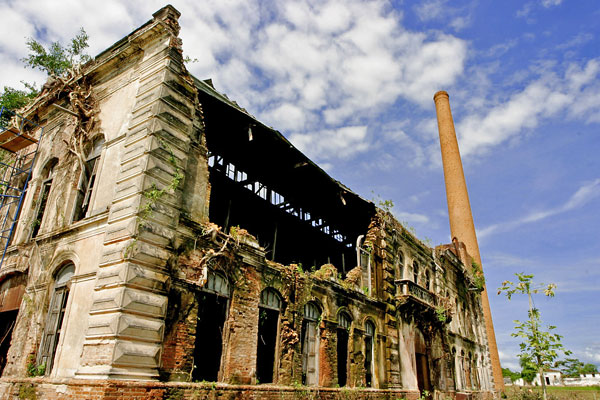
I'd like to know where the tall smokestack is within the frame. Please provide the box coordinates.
[433,91,504,391]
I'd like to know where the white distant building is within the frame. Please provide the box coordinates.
[563,373,600,387]
[532,370,563,386]
[513,370,562,386]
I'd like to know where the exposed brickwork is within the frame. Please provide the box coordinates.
[0,5,497,399]
[160,288,197,381]
[221,265,261,384]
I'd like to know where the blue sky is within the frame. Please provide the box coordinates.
[1,0,599,372]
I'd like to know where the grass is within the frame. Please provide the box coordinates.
[505,385,600,400]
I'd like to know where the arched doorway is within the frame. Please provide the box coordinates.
[415,329,431,393]
[337,311,352,386]
[301,302,321,386]
[364,320,376,387]
[256,288,282,384]
[193,270,230,382]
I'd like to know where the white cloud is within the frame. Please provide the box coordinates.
[413,0,473,31]
[583,345,600,363]
[498,349,520,371]
[414,0,446,21]
[289,125,369,160]
[478,178,600,238]
[455,59,600,158]
[394,211,430,225]
[541,0,563,7]
[0,0,468,164]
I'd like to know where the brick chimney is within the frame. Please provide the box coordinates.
[434,90,504,391]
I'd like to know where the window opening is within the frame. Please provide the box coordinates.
[206,151,365,276]
[301,302,320,386]
[337,312,351,387]
[364,321,375,387]
[452,347,458,390]
[256,288,282,384]
[193,271,229,382]
[415,329,431,394]
[425,270,430,290]
[413,262,419,284]
[397,252,404,280]
[73,138,104,221]
[37,263,74,373]
[32,160,56,238]
[0,273,26,375]
[465,352,472,388]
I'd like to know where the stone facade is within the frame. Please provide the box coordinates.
[0,6,495,400]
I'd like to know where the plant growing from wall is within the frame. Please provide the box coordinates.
[124,138,184,258]
[498,273,571,400]
[435,305,448,323]
[471,260,485,291]
[138,138,184,227]
[26,356,45,377]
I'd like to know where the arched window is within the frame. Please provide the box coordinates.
[73,137,104,221]
[364,320,376,387]
[301,302,321,386]
[193,270,230,382]
[32,159,57,238]
[464,351,472,388]
[452,347,458,389]
[205,270,229,296]
[38,263,74,373]
[256,288,282,384]
[397,252,404,280]
[337,311,352,386]
[413,262,419,284]
[260,288,282,310]
[472,353,480,389]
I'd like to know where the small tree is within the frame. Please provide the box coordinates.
[22,27,91,76]
[498,273,571,400]
[0,28,90,118]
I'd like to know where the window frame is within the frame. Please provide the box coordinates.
[73,137,104,222]
[37,263,75,374]
[31,160,57,238]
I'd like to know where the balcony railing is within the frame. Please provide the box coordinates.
[395,279,435,308]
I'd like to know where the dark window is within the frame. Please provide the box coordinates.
[256,288,282,384]
[413,262,419,284]
[0,273,26,375]
[73,138,104,221]
[193,271,229,382]
[364,321,375,387]
[301,302,320,386]
[31,161,56,238]
[37,263,74,373]
[425,270,430,290]
[337,312,351,387]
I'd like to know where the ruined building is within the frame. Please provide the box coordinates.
[0,6,498,399]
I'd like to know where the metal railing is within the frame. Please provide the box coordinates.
[396,279,435,307]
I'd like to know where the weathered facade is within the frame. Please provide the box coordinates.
[0,6,495,400]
